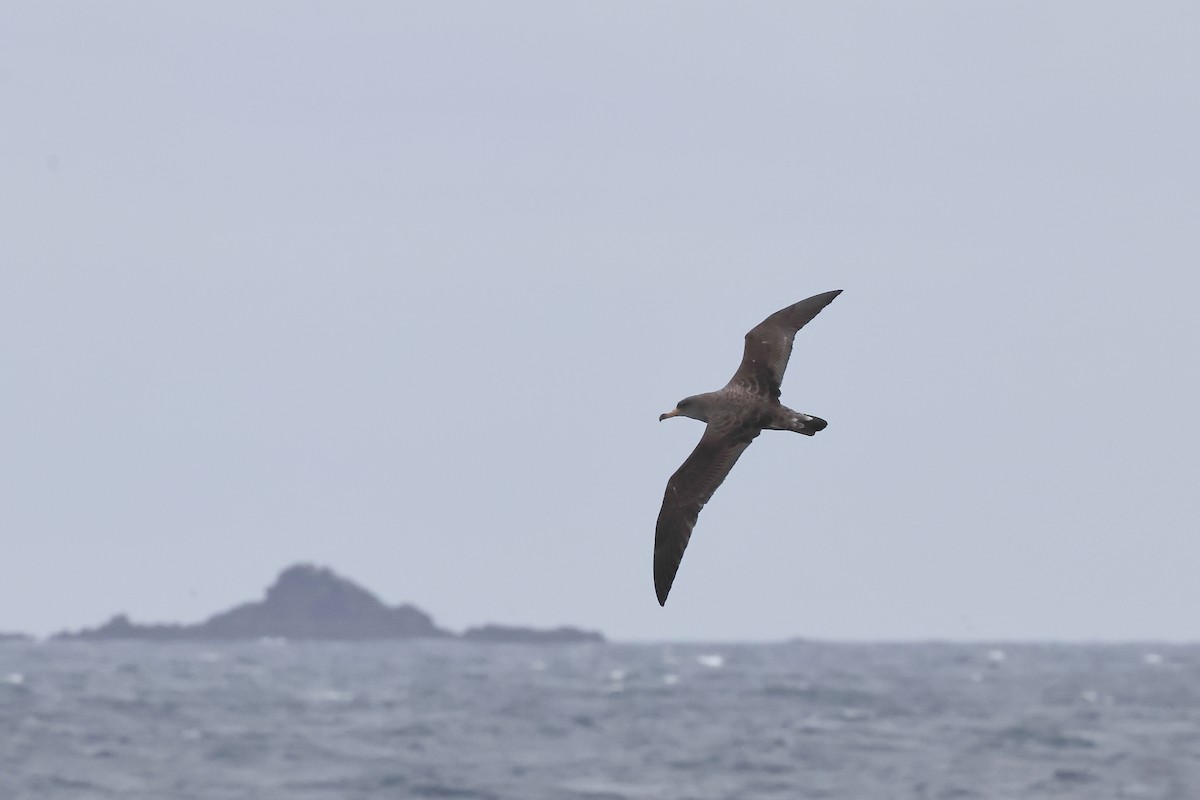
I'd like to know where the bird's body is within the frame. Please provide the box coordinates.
[654,290,842,606]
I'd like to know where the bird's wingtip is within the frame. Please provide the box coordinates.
[655,582,670,606]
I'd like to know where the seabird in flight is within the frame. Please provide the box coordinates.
[654,289,842,606]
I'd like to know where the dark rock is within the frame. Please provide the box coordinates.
[462,624,605,644]
[53,564,606,643]
[57,564,451,641]
[198,564,449,640]
[59,614,190,641]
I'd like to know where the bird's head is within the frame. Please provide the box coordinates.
[659,394,710,423]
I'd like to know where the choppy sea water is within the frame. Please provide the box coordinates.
[2,640,1198,799]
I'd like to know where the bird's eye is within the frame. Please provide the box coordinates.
[678,399,689,408]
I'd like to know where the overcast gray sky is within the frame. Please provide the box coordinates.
[3,3,1198,641]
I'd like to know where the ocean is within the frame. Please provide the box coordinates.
[2,640,1198,799]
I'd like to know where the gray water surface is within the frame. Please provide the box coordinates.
[2,640,1198,799]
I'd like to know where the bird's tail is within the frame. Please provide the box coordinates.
[777,411,827,436]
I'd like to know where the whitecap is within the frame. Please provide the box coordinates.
[697,654,724,668]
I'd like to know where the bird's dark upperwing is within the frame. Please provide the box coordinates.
[728,289,842,398]
[654,425,759,605]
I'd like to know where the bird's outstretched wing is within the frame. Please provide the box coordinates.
[654,425,759,605]
[728,289,842,398]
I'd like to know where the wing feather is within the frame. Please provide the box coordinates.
[653,426,758,605]
[728,289,841,398]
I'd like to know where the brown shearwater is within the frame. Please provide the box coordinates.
[654,290,842,605]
